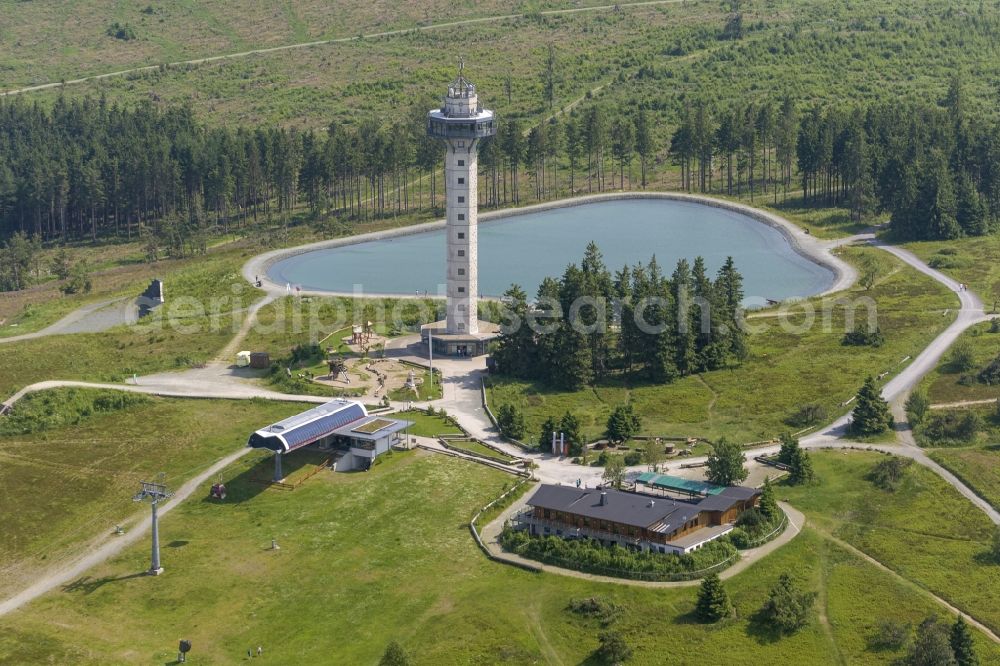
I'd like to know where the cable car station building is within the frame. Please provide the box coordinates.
[247,399,412,480]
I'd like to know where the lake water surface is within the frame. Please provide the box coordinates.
[268,199,833,303]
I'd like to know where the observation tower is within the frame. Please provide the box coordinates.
[422,64,499,357]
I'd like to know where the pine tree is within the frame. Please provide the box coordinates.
[759,477,780,522]
[759,573,815,634]
[561,411,584,455]
[950,616,978,666]
[788,446,815,485]
[494,284,534,378]
[606,404,641,445]
[850,376,894,436]
[777,432,798,465]
[695,573,733,622]
[538,416,557,450]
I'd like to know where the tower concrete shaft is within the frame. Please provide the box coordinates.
[445,143,479,333]
[427,67,496,336]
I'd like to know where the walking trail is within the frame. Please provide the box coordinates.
[1,198,996,626]
[1,0,700,97]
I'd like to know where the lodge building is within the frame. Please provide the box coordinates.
[519,482,760,555]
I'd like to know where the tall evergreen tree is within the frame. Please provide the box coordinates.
[695,573,733,623]
[851,376,894,436]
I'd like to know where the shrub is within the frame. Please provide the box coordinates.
[595,630,632,665]
[842,325,884,347]
[785,403,827,428]
[868,457,912,491]
[921,411,982,445]
[106,21,137,41]
[990,318,1000,333]
[978,354,1000,385]
[0,388,150,435]
[949,342,977,373]
[727,527,751,549]
[379,641,411,666]
[567,596,622,626]
[869,619,911,651]
[905,390,931,425]
[623,451,642,466]
[499,527,736,581]
[736,507,768,529]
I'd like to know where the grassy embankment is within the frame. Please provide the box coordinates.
[488,246,958,444]
[3,449,1000,664]
[0,388,310,592]
[781,451,1000,636]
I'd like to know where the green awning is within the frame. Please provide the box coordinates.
[634,472,726,496]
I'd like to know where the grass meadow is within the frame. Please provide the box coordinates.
[0,390,310,593]
[2,449,999,664]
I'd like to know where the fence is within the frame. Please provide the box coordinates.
[744,510,789,549]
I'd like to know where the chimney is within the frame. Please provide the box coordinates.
[600,491,608,506]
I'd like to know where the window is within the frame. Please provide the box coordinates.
[457,177,465,184]
[458,250,465,257]
[457,159,465,166]
[458,287,465,293]
[457,232,465,239]
[457,214,465,221]
[458,268,465,275]
[457,196,465,203]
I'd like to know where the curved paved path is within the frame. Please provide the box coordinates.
[1,200,996,621]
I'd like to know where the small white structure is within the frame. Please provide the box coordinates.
[235,351,252,368]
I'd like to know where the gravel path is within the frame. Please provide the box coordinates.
[1,201,995,620]
[0,297,137,345]
[0,446,252,618]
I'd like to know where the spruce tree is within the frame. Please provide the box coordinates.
[695,573,733,622]
[561,411,584,455]
[777,432,799,465]
[788,446,815,485]
[950,616,978,666]
[759,477,780,522]
[850,376,894,436]
[538,416,557,450]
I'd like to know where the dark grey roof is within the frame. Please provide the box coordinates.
[718,486,760,501]
[526,485,700,530]
[527,483,760,532]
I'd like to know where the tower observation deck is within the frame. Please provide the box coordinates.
[422,66,498,356]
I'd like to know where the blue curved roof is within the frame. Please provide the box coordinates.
[248,400,368,453]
